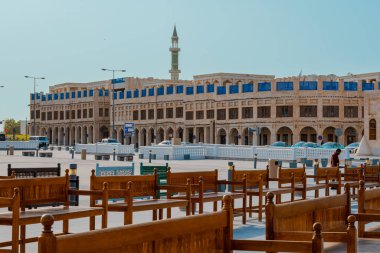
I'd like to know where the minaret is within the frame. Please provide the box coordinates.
[169,25,181,80]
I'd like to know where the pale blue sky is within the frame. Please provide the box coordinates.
[0,0,379,124]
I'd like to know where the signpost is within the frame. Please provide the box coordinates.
[124,123,135,137]
[111,78,125,84]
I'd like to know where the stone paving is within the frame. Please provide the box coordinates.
[0,149,379,252]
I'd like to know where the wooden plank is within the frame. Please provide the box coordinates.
[232,239,312,252]
[54,212,227,253]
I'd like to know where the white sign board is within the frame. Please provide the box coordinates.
[124,123,135,136]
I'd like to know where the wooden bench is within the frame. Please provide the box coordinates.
[166,168,247,224]
[7,163,61,178]
[266,184,357,253]
[363,164,380,186]
[0,188,19,253]
[355,180,380,238]
[38,195,324,253]
[90,169,189,225]
[140,162,168,181]
[7,164,64,208]
[278,165,329,199]
[0,170,106,253]
[231,166,294,221]
[95,163,135,176]
[140,162,169,195]
[316,166,343,194]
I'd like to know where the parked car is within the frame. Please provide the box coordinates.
[345,142,360,154]
[321,142,344,149]
[99,138,120,144]
[158,140,172,145]
[291,141,305,148]
[181,141,192,145]
[0,133,5,141]
[270,141,289,148]
[29,136,49,148]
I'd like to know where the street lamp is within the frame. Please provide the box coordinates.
[25,75,45,136]
[101,68,126,139]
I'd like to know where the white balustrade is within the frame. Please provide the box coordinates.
[75,144,135,154]
[0,141,39,150]
[138,144,348,161]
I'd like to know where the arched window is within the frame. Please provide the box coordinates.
[369,119,377,140]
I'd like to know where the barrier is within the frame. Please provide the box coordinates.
[139,144,347,161]
[0,140,39,150]
[75,143,135,154]
[95,163,135,176]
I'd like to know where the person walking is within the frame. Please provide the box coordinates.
[331,149,341,167]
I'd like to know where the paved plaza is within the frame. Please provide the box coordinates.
[0,150,379,252]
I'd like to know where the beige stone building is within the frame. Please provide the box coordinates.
[30,81,111,146]
[30,71,380,147]
[356,90,380,156]
[111,72,380,147]
[29,26,380,147]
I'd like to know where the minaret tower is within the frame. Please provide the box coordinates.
[169,25,181,80]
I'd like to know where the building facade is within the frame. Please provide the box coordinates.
[30,81,111,146]
[357,90,380,156]
[29,26,380,147]
[111,72,380,147]
[30,72,380,146]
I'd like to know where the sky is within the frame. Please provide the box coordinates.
[0,0,380,127]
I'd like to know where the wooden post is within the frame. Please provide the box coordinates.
[186,178,191,216]
[89,169,96,229]
[222,195,233,253]
[346,215,357,253]
[242,174,247,224]
[290,173,295,201]
[302,173,307,199]
[265,192,275,240]
[311,222,324,253]
[124,181,133,225]
[101,182,109,229]
[38,214,55,253]
[153,168,159,199]
[357,180,365,237]
[12,188,20,253]
[198,176,204,214]
[258,174,263,221]
[344,183,351,220]
[64,169,70,206]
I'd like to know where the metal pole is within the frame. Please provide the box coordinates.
[112,70,115,139]
[33,78,36,136]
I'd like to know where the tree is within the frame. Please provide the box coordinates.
[4,118,20,135]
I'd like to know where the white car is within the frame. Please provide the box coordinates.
[99,138,120,144]
[158,140,171,145]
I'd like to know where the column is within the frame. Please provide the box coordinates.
[81,127,86,144]
[194,127,200,144]
[238,128,243,145]
[184,127,189,142]
[205,127,210,144]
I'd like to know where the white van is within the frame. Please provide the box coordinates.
[29,136,49,148]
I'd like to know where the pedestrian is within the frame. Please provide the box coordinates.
[331,149,341,167]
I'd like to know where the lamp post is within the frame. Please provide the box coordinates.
[25,76,45,136]
[101,68,126,139]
